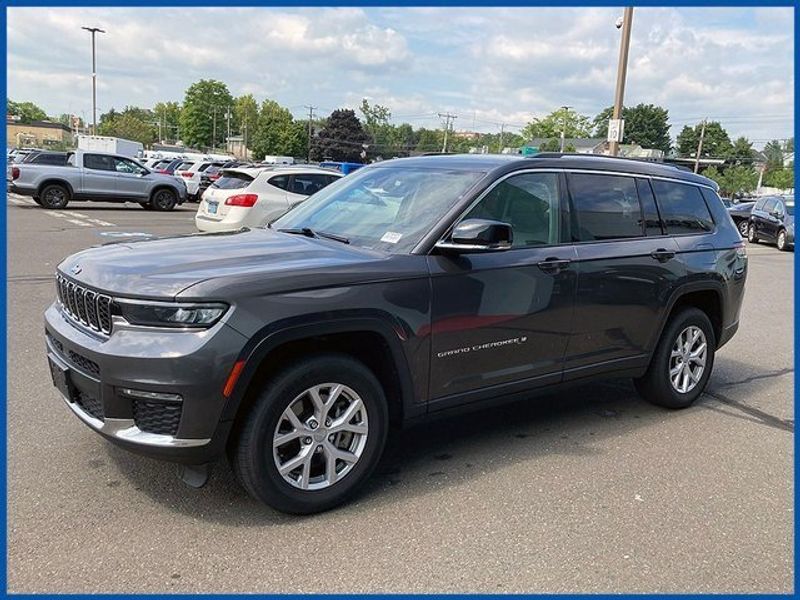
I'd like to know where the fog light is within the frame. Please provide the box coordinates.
[119,388,182,402]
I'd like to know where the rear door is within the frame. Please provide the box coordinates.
[759,198,780,240]
[286,173,334,208]
[562,173,684,377]
[81,153,118,198]
[427,170,577,403]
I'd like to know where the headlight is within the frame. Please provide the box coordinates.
[115,300,228,328]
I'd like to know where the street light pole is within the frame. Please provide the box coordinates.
[81,26,105,136]
[560,105,572,152]
[609,7,633,157]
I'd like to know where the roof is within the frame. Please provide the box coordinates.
[6,119,71,132]
[224,165,342,178]
[371,153,716,187]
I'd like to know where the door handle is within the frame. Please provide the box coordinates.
[537,258,571,273]
[650,248,675,262]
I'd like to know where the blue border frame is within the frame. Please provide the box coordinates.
[1,1,796,597]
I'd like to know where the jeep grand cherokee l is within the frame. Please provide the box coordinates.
[44,153,747,514]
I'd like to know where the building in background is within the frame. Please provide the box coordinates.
[6,119,72,148]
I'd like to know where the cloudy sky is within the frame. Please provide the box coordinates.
[7,7,794,147]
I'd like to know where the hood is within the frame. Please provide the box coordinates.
[58,228,402,299]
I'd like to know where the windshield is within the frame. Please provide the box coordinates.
[272,166,486,253]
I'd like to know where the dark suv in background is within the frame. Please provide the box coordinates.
[747,195,794,251]
[44,153,747,513]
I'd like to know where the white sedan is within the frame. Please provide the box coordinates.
[195,166,343,232]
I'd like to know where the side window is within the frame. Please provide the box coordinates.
[652,180,715,234]
[114,157,146,174]
[775,201,786,217]
[462,172,562,248]
[268,175,289,190]
[762,198,778,214]
[568,173,643,241]
[754,198,767,212]
[83,154,115,171]
[636,178,663,236]
[326,175,342,186]
[291,174,333,196]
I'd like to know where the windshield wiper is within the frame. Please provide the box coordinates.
[277,227,350,244]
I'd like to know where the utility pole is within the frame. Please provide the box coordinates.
[694,119,707,174]
[226,107,232,146]
[498,123,505,154]
[304,105,316,163]
[81,26,106,135]
[438,112,457,153]
[212,106,217,151]
[243,113,249,160]
[559,105,572,152]
[608,7,633,156]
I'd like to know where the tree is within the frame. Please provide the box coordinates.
[7,100,47,123]
[728,136,754,163]
[310,109,370,162]
[522,107,592,140]
[703,165,758,197]
[763,164,794,190]
[251,99,297,159]
[179,79,234,149]
[763,139,785,170]
[538,138,575,152]
[593,103,670,153]
[98,106,157,146]
[676,121,732,159]
[234,94,259,150]
[153,101,181,143]
[415,128,443,153]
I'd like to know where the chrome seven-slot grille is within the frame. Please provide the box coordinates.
[55,273,113,334]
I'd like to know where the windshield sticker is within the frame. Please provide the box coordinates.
[380,231,403,244]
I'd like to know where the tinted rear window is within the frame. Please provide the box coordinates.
[33,154,68,165]
[213,173,254,190]
[177,161,195,170]
[568,173,643,241]
[652,180,714,234]
[268,175,290,190]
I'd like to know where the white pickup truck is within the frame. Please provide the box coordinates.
[8,150,187,211]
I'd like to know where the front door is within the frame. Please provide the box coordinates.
[113,156,149,200]
[427,171,577,405]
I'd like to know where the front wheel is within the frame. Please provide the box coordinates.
[634,308,716,409]
[150,188,177,211]
[231,355,388,514]
[747,223,759,243]
[777,229,789,251]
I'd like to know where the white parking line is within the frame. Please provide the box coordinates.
[7,196,119,227]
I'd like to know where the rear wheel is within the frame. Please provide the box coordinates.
[231,354,388,514]
[634,308,716,409]
[39,183,69,209]
[151,188,177,211]
[737,219,749,237]
[139,200,154,210]
[747,223,759,243]
[777,229,789,251]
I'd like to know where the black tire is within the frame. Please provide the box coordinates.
[39,183,69,209]
[777,228,789,251]
[747,223,759,243]
[736,219,749,237]
[231,354,389,514]
[150,188,177,211]
[139,201,154,210]
[32,196,43,206]
[634,307,716,409]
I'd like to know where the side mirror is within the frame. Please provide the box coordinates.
[435,219,513,254]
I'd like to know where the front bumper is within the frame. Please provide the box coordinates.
[44,302,248,464]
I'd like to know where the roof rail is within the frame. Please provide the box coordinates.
[527,152,680,168]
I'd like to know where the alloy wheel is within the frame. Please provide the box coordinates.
[272,383,369,490]
[669,326,707,394]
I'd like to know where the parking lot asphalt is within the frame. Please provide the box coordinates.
[6,194,794,593]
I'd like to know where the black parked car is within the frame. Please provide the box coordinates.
[45,153,747,513]
[727,200,757,237]
[153,158,185,175]
[747,195,794,251]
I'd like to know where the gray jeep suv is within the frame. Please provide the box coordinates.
[44,154,747,513]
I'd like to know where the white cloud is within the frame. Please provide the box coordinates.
[6,7,794,146]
